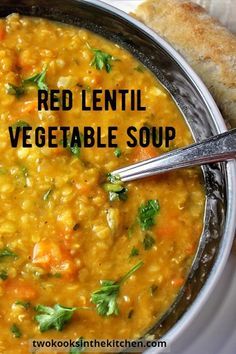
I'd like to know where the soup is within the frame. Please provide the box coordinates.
[0,14,205,353]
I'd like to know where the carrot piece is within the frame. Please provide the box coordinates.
[130,146,163,183]
[0,25,6,41]
[53,147,65,155]
[156,226,175,238]
[4,280,38,300]
[131,145,159,163]
[75,182,92,195]
[156,217,180,239]
[32,240,77,277]
[171,277,185,287]
[21,100,38,113]
[185,243,196,255]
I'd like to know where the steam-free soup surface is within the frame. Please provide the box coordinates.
[0,14,204,353]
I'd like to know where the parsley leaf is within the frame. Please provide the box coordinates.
[104,182,127,201]
[35,304,76,332]
[0,167,7,175]
[69,337,85,354]
[129,247,139,257]
[138,200,160,230]
[11,324,22,338]
[21,166,28,188]
[0,247,18,259]
[127,223,135,239]
[11,120,31,130]
[104,174,127,201]
[0,270,8,280]
[134,64,145,72]
[91,261,143,317]
[114,147,121,158]
[23,67,48,91]
[107,173,121,184]
[53,273,62,278]
[143,234,155,250]
[69,144,80,157]
[91,280,120,316]
[15,301,31,309]
[6,67,48,97]
[60,134,83,158]
[43,187,53,201]
[6,83,25,97]
[90,48,114,73]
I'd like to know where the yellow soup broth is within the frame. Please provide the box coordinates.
[0,14,205,354]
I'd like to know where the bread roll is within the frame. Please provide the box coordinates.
[133,0,236,128]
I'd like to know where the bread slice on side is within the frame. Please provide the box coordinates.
[133,0,236,128]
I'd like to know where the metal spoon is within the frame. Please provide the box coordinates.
[111,128,236,182]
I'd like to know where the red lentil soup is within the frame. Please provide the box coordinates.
[0,14,205,354]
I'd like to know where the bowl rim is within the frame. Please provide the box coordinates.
[84,0,236,350]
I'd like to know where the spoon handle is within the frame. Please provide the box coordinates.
[112,128,236,182]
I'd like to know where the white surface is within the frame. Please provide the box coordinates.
[195,0,236,33]
[171,256,236,354]
[101,0,142,13]
[101,1,236,353]
[101,0,236,33]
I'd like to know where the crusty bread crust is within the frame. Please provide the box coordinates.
[133,0,236,128]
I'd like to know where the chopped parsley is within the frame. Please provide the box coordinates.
[129,247,139,257]
[23,67,48,91]
[43,187,53,201]
[104,174,127,202]
[0,167,7,175]
[60,134,83,158]
[91,261,143,317]
[11,120,31,130]
[6,67,48,97]
[6,83,25,97]
[104,182,127,202]
[21,166,28,187]
[143,234,155,250]
[134,64,145,72]
[15,301,31,309]
[0,270,8,280]
[90,48,114,73]
[127,224,135,239]
[91,280,120,317]
[69,144,80,157]
[53,273,62,278]
[69,337,85,354]
[107,173,121,184]
[35,304,76,332]
[85,85,91,92]
[138,199,160,230]
[10,324,22,338]
[0,247,18,259]
[114,147,121,158]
